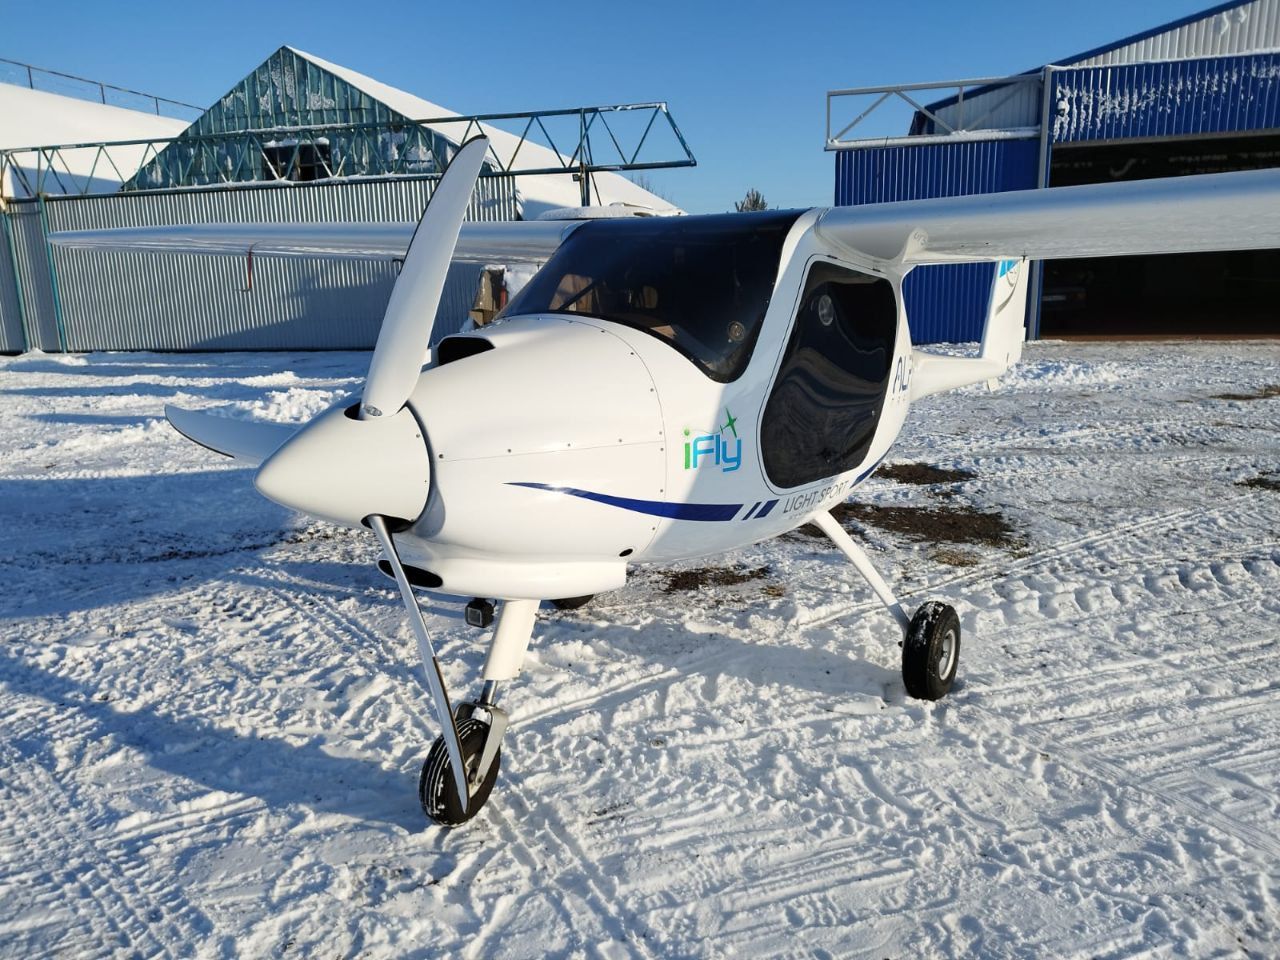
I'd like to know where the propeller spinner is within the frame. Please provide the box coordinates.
[253,136,490,525]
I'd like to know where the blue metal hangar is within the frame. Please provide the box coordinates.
[827,0,1280,341]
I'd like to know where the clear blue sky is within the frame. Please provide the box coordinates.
[4,0,1216,213]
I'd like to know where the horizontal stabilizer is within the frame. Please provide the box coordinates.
[816,168,1280,265]
[49,220,580,264]
[910,257,1032,400]
[165,405,297,466]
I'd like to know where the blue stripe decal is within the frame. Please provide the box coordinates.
[741,501,761,521]
[755,499,779,519]
[509,483,742,522]
[853,451,891,486]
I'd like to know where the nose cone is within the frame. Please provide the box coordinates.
[254,403,432,528]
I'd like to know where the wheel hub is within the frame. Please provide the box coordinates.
[938,627,957,677]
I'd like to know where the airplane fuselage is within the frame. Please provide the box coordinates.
[393,211,916,601]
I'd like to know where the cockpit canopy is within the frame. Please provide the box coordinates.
[500,210,803,381]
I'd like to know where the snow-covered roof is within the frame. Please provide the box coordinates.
[1054,0,1280,68]
[0,83,188,197]
[919,0,1280,134]
[288,48,682,219]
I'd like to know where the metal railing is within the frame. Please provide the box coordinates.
[826,74,1043,149]
[0,56,202,119]
[0,102,696,201]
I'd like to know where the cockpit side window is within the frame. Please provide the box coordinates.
[761,261,897,489]
[500,211,802,382]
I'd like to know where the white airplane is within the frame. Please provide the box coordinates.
[53,138,1280,825]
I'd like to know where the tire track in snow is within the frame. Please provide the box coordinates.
[798,492,1258,633]
[475,793,661,960]
[254,566,437,731]
[252,566,596,948]
[760,488,1279,951]
[258,568,665,957]
[949,497,1280,863]
[0,739,210,959]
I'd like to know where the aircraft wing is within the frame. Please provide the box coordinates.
[815,167,1280,265]
[48,219,580,263]
[165,405,298,467]
[817,167,1280,402]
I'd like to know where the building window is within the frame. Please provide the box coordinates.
[261,139,332,182]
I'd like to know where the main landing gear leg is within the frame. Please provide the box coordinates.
[812,510,961,701]
[418,598,537,826]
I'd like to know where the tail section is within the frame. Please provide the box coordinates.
[909,257,1030,401]
[981,258,1030,371]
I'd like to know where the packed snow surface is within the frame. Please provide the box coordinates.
[1,341,1278,958]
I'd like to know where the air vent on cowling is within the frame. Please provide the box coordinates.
[436,336,495,366]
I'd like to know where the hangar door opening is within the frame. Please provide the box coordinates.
[1041,133,1280,337]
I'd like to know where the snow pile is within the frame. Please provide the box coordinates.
[972,354,1132,393]
[0,341,1277,956]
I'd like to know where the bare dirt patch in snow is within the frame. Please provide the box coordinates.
[662,563,772,594]
[792,501,1022,552]
[790,462,1019,555]
[926,546,984,566]
[1237,473,1280,492]
[1210,383,1280,401]
[837,501,1021,548]
[875,461,977,486]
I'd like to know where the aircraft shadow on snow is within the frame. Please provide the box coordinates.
[0,648,426,832]
[1,468,300,618]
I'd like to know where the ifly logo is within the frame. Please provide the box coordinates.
[683,408,742,473]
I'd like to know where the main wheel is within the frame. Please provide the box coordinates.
[419,717,501,826]
[551,595,594,611]
[903,601,961,701]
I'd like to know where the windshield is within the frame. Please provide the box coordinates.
[501,210,803,381]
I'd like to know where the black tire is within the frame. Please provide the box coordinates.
[903,601,961,701]
[551,595,594,611]
[419,717,501,826]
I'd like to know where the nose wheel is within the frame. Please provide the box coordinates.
[420,714,502,826]
[902,601,960,701]
[374,522,525,827]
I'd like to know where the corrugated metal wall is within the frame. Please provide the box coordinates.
[918,0,1280,137]
[5,203,60,351]
[1052,52,1280,142]
[0,213,27,352]
[835,139,1039,343]
[1070,0,1280,66]
[1,173,517,352]
[836,138,1039,202]
[919,82,1044,136]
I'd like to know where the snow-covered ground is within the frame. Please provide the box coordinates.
[1,341,1277,958]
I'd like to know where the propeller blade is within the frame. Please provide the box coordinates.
[361,137,491,419]
[165,405,296,466]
